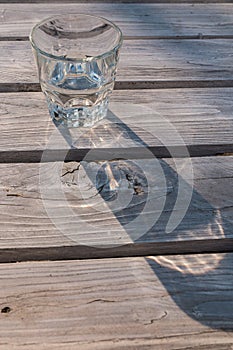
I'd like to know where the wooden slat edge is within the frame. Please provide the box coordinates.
[0,253,231,349]
[0,0,232,3]
[0,144,232,163]
[0,238,232,263]
[3,80,233,93]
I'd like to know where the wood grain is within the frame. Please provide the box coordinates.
[0,254,232,349]
[2,39,233,87]
[0,3,232,38]
[0,156,231,259]
[0,0,232,3]
[0,2,232,347]
[0,89,232,160]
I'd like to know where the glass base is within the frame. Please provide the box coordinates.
[48,98,109,128]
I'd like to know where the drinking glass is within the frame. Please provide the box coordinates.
[30,14,123,127]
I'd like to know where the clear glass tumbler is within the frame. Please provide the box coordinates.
[30,14,123,128]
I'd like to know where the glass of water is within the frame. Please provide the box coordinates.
[30,14,123,128]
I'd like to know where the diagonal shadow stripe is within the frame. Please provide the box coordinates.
[41,104,233,331]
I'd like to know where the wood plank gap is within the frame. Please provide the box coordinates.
[2,80,233,93]
[125,35,233,40]
[116,80,233,89]
[0,144,233,163]
[0,36,29,41]
[0,239,232,263]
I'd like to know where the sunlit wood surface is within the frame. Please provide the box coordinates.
[0,0,232,348]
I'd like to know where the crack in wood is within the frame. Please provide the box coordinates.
[86,298,116,304]
[61,164,80,177]
[6,193,22,197]
[143,310,168,325]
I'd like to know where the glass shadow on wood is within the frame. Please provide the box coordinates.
[51,108,233,331]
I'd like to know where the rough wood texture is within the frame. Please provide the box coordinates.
[2,39,233,87]
[0,254,232,349]
[0,3,232,38]
[0,156,231,260]
[0,0,232,3]
[0,1,232,348]
[0,89,232,160]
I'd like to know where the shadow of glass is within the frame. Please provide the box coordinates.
[146,251,233,331]
[36,2,233,332]
[55,107,226,242]
[49,100,232,332]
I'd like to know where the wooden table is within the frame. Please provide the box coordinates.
[0,0,233,348]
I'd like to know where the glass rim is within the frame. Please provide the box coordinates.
[29,13,123,62]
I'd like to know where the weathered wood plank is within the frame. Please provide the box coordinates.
[0,3,232,38]
[1,0,232,3]
[0,254,232,349]
[0,156,231,260]
[0,89,232,159]
[2,39,233,87]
